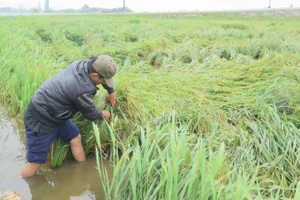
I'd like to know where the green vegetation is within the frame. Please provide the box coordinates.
[1,12,300,199]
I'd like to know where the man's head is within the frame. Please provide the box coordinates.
[88,55,117,87]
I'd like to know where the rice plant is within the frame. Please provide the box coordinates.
[94,113,260,199]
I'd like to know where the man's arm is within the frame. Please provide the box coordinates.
[74,93,103,120]
[102,84,119,107]
[102,83,114,94]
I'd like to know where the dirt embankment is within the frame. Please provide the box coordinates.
[151,8,300,18]
[232,8,300,17]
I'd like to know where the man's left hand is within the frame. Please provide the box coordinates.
[105,92,119,108]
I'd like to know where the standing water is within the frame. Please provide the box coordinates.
[0,109,112,199]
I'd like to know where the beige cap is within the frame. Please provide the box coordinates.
[92,55,117,87]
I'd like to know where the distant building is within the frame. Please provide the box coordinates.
[95,7,103,12]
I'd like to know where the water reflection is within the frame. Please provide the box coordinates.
[0,116,30,198]
[0,112,112,200]
[25,158,111,200]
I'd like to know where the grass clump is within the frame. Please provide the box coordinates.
[64,30,84,46]
[35,29,52,43]
[95,107,300,199]
[149,50,168,67]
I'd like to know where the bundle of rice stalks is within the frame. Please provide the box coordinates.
[94,113,262,199]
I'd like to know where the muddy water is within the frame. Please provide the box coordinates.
[0,112,112,200]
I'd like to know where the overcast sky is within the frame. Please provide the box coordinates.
[1,0,299,12]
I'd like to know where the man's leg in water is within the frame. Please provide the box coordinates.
[21,120,86,178]
[21,163,42,178]
[21,126,57,178]
[70,134,86,162]
[58,120,86,162]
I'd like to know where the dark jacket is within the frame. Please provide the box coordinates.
[24,59,114,133]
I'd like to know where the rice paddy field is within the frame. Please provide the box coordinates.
[1,10,300,199]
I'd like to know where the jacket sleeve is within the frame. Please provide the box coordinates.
[102,84,115,94]
[74,93,103,120]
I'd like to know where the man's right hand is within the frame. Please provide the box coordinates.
[101,110,111,122]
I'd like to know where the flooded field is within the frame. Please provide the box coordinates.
[0,110,112,200]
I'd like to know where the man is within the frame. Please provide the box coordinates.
[21,55,118,178]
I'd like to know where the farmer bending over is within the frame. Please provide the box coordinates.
[21,55,118,178]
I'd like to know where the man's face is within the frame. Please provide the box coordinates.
[90,73,105,85]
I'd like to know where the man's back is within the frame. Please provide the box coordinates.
[24,60,100,133]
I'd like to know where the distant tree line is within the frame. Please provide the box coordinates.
[63,4,133,13]
[0,7,20,12]
[0,4,133,13]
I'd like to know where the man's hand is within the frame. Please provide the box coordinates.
[105,92,119,108]
[101,110,111,122]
